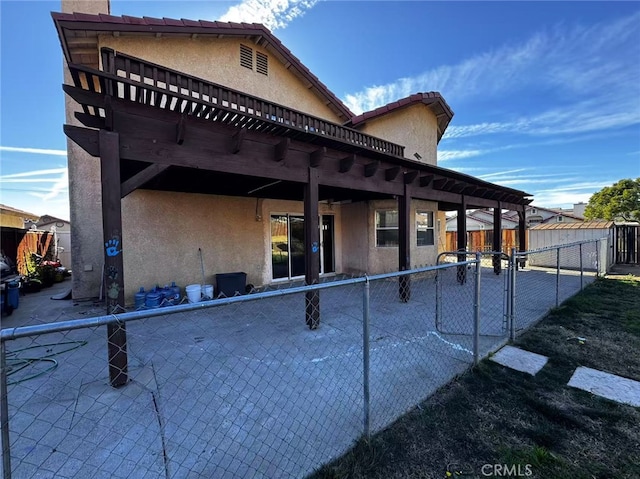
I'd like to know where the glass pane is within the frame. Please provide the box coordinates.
[289,215,306,277]
[417,229,435,246]
[271,215,289,279]
[416,211,433,228]
[377,229,399,247]
[376,210,398,228]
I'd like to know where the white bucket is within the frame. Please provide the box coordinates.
[202,284,214,300]
[186,284,202,303]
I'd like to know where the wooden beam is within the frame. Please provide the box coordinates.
[462,185,477,195]
[364,161,379,178]
[493,203,502,274]
[442,179,456,191]
[450,182,466,193]
[433,178,448,189]
[419,174,433,187]
[457,195,467,284]
[304,167,320,329]
[274,137,290,162]
[310,147,326,168]
[75,112,106,129]
[99,130,128,388]
[339,153,356,173]
[121,164,170,198]
[385,166,401,181]
[398,184,411,302]
[63,125,100,156]
[404,171,419,184]
[231,126,246,154]
[176,115,186,145]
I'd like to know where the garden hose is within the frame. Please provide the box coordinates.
[6,340,88,385]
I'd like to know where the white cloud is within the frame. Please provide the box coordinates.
[219,0,319,30]
[342,10,640,140]
[1,168,67,179]
[437,149,487,161]
[0,146,67,156]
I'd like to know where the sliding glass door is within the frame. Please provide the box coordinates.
[270,214,335,280]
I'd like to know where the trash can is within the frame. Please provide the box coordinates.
[7,281,20,310]
[215,272,247,298]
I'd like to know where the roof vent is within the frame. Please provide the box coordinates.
[256,51,268,76]
[240,44,253,70]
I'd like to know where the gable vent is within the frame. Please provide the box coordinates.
[240,44,253,70]
[256,51,269,76]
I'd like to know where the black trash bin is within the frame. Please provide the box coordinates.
[215,272,247,298]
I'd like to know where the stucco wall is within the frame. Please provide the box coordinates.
[355,104,439,165]
[366,199,439,273]
[120,192,343,303]
[63,0,109,299]
[341,199,440,275]
[98,36,342,123]
[341,202,369,275]
[0,214,27,229]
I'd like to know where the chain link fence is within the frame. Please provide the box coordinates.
[510,238,606,336]
[0,240,607,478]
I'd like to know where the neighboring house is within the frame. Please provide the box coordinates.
[445,209,521,252]
[32,215,72,268]
[53,0,532,315]
[0,204,39,229]
[503,205,583,228]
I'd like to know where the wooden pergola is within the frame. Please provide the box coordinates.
[63,49,531,386]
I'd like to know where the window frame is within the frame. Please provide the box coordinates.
[375,210,399,247]
[416,210,435,247]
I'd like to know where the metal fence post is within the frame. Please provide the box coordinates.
[555,247,561,308]
[510,247,517,342]
[1,340,11,479]
[579,243,584,290]
[473,252,481,365]
[362,277,371,439]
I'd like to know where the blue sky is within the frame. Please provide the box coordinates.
[1,1,639,221]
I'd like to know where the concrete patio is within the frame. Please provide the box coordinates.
[1,264,596,478]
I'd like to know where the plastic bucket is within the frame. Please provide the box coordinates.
[202,284,214,300]
[134,287,146,309]
[186,284,202,303]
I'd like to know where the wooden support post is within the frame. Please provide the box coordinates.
[518,208,527,268]
[304,167,320,329]
[493,203,502,275]
[100,129,128,388]
[457,195,467,284]
[398,185,411,302]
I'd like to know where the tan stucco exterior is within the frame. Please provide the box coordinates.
[121,192,342,303]
[98,36,342,123]
[341,199,440,276]
[61,1,446,301]
[355,104,439,165]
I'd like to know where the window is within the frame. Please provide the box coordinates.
[416,211,435,246]
[557,216,563,222]
[376,210,398,247]
[240,44,253,70]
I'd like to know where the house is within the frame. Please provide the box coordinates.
[0,204,39,229]
[445,209,521,252]
[28,215,72,268]
[53,0,532,325]
[503,205,583,227]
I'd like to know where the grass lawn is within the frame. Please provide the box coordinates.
[309,275,640,479]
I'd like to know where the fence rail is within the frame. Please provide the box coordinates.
[0,239,607,478]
